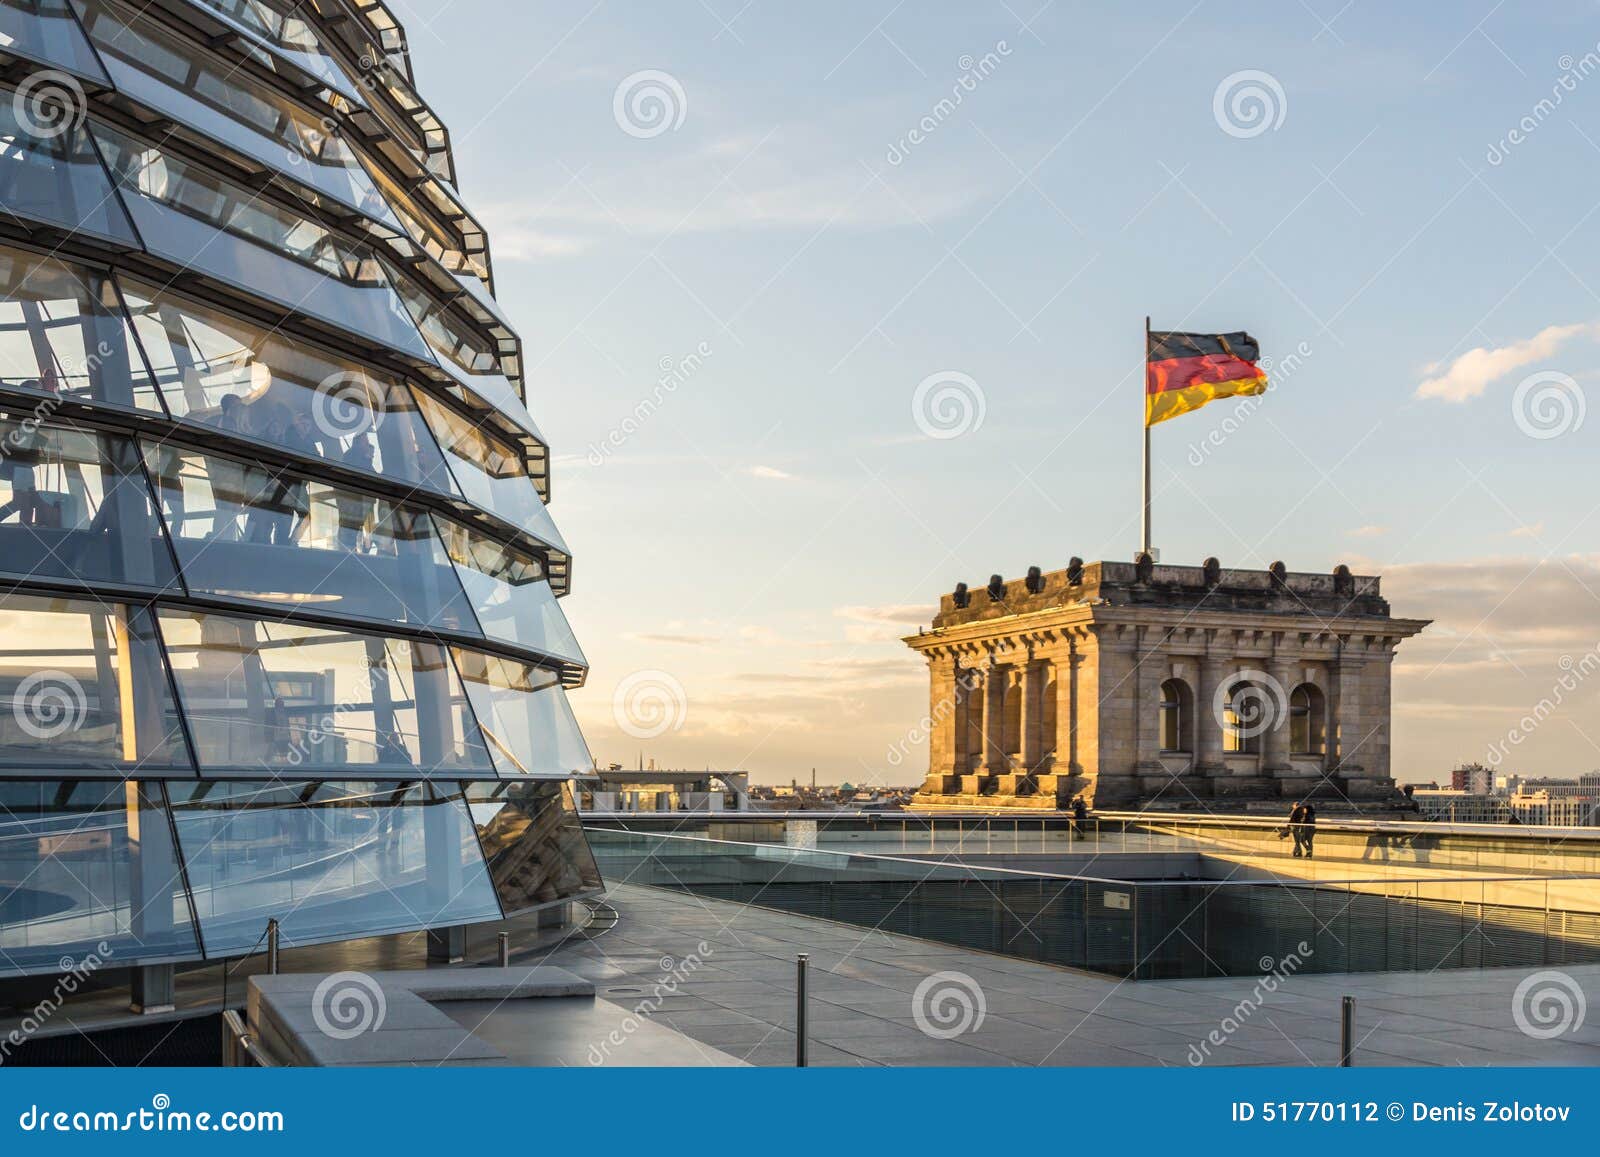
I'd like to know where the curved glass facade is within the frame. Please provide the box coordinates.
[0,1,599,979]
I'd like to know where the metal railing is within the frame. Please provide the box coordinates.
[587,827,1600,981]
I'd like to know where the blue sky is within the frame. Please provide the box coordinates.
[403,1,1600,784]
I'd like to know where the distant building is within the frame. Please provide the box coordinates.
[905,558,1428,810]
[579,769,751,813]
[1413,790,1509,823]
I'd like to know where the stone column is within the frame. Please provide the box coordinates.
[1195,649,1226,776]
[982,661,1010,776]
[1134,626,1164,775]
[1263,652,1295,774]
[951,661,973,776]
[1020,658,1046,773]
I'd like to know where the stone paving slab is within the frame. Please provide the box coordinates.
[524,882,1600,1068]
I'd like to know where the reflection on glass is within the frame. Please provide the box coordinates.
[452,649,591,778]
[143,440,478,631]
[75,0,395,224]
[0,416,178,588]
[0,780,199,976]
[437,517,583,664]
[119,276,456,495]
[0,0,109,79]
[413,389,567,553]
[158,609,495,775]
[392,273,502,377]
[91,124,429,358]
[184,0,364,101]
[0,246,163,412]
[464,780,601,915]
[166,780,500,955]
[0,88,135,242]
[0,594,191,771]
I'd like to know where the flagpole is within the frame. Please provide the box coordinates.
[1141,315,1151,558]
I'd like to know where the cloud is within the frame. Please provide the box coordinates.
[834,604,934,625]
[745,465,795,480]
[1509,522,1545,539]
[626,632,722,646]
[1348,524,1388,538]
[1415,322,1600,402]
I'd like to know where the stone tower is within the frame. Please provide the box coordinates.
[904,558,1429,811]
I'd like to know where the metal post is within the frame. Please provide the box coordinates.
[265,918,280,975]
[795,953,809,1067]
[497,931,510,967]
[1142,314,1152,556]
[1339,995,1355,1066]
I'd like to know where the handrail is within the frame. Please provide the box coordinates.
[584,826,1600,890]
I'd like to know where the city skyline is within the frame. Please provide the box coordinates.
[407,2,1600,784]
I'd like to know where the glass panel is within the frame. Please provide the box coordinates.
[437,517,583,665]
[0,595,191,773]
[0,93,135,243]
[392,272,502,378]
[0,780,200,976]
[0,0,109,80]
[413,388,568,554]
[0,414,178,588]
[158,608,495,776]
[464,780,601,915]
[142,440,479,631]
[0,245,163,412]
[182,0,365,102]
[119,276,457,495]
[92,124,434,360]
[75,0,396,224]
[452,648,592,778]
[166,780,500,955]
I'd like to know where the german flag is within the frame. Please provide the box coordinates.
[1146,329,1267,426]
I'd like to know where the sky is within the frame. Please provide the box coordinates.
[397,0,1600,786]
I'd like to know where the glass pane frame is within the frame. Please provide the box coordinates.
[74,0,398,227]
[0,243,167,414]
[157,607,496,778]
[463,779,602,916]
[436,515,584,667]
[141,435,482,635]
[0,410,183,592]
[91,123,437,361]
[0,0,110,82]
[452,647,592,779]
[0,593,195,776]
[165,778,502,955]
[0,779,202,977]
[0,84,137,244]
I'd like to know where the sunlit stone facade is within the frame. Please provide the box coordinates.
[906,559,1429,811]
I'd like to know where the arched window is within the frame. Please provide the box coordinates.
[1290,683,1327,754]
[1222,680,1264,755]
[1159,678,1193,753]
